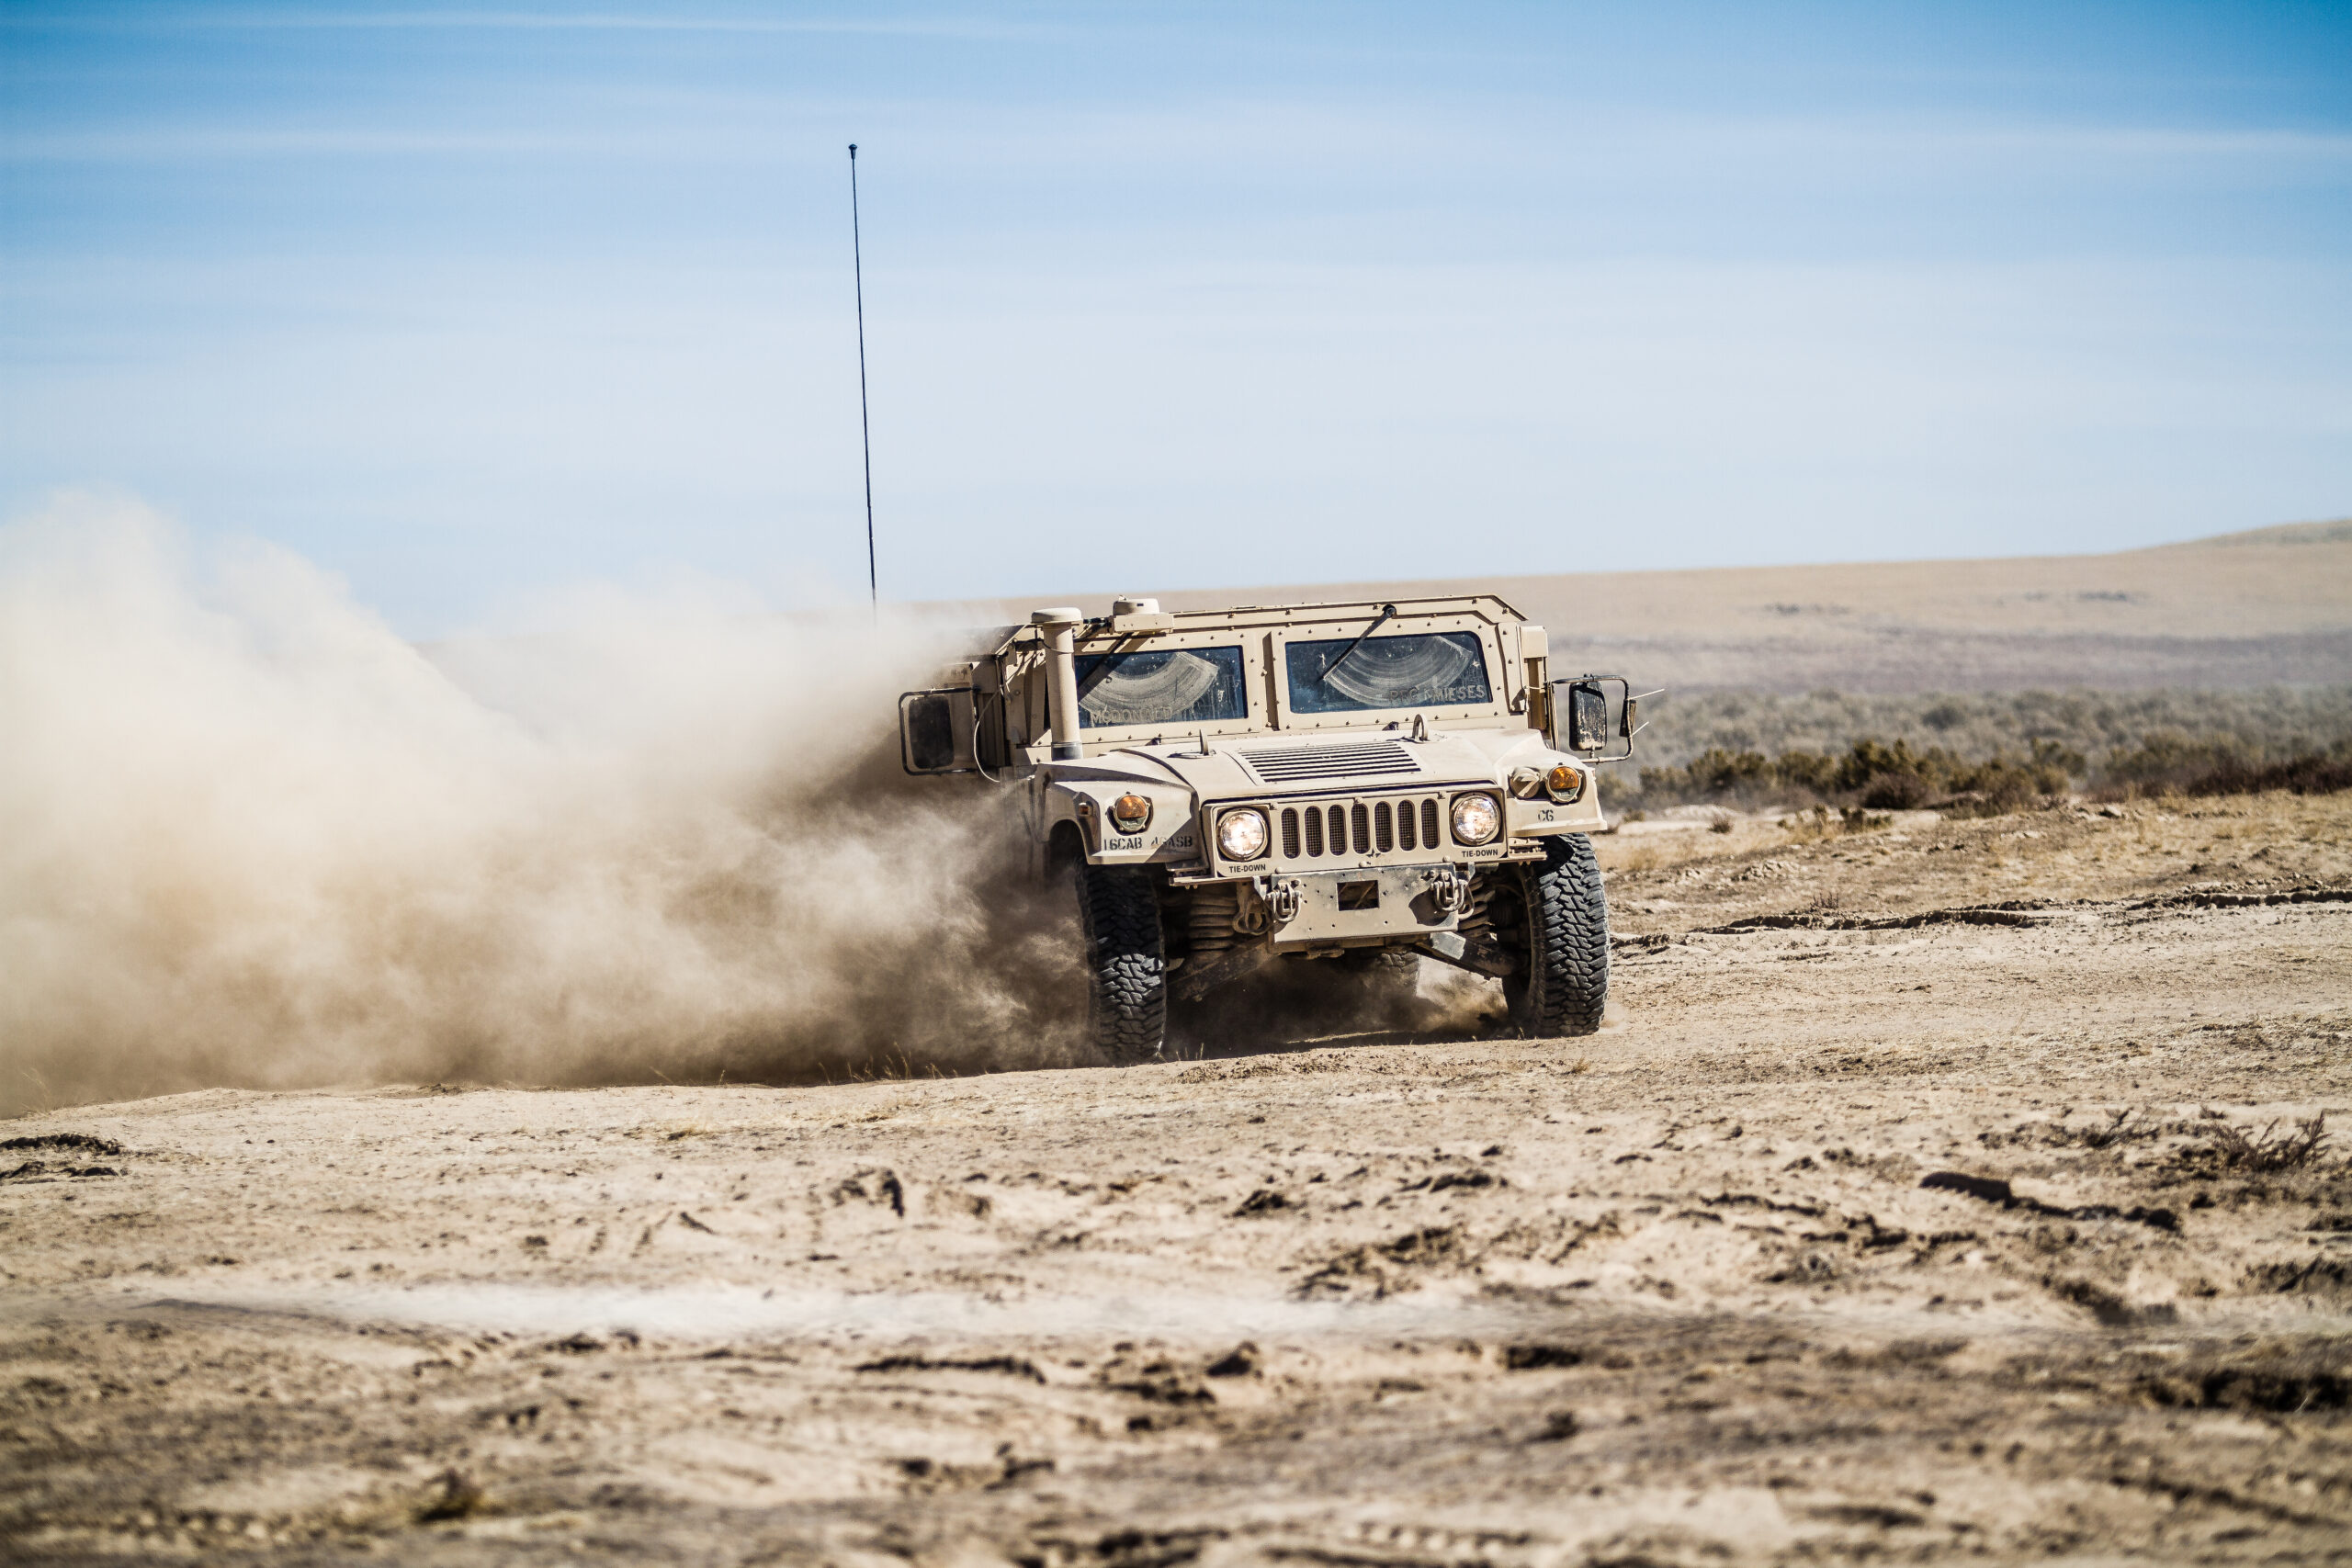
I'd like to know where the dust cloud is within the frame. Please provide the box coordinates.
[0,495,1083,1116]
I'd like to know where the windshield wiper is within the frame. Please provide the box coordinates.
[1317,603,1396,685]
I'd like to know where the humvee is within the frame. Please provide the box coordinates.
[899,594,1639,1064]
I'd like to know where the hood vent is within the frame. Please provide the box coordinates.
[1239,740,1421,784]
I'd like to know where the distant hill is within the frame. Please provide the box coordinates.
[967,519,2352,694]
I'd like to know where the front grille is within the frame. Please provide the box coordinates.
[1273,792,1452,868]
[1239,740,1421,784]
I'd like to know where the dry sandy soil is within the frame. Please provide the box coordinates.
[972,518,2352,693]
[6,793,2352,1564]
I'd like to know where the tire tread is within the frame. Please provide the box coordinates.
[1515,834,1609,1038]
[1076,864,1169,1065]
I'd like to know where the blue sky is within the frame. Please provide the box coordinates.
[3,2,2348,634]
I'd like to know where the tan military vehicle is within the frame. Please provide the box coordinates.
[899,594,1639,1064]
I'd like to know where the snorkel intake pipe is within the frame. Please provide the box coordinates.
[1031,607,1085,761]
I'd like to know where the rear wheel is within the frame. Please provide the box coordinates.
[1502,834,1609,1037]
[1333,944,1423,1030]
[1340,945,1422,998]
[1075,863,1170,1066]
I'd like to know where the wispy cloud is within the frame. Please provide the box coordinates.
[8,100,2346,175]
[1,8,1041,38]
[0,127,685,161]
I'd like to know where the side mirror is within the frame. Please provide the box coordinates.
[1552,675,1639,761]
[1566,682,1611,751]
[899,688,979,774]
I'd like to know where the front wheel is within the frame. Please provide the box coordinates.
[1075,863,1170,1066]
[1502,834,1609,1038]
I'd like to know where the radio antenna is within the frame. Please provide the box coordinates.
[848,142,876,610]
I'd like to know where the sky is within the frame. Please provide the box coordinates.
[3,1,2348,635]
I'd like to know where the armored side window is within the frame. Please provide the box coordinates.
[899,688,979,773]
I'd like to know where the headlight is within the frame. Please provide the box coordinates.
[1216,807,1270,861]
[1544,762,1585,803]
[1450,792,1500,845]
[1509,767,1544,800]
[1111,793,1153,832]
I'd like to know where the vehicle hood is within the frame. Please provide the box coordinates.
[1111,728,1554,803]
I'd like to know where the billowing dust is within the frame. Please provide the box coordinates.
[0,495,1090,1117]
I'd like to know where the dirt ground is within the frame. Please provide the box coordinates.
[5,793,2351,1565]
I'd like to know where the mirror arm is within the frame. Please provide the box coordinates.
[1623,687,1666,750]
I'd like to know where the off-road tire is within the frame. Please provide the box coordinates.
[1075,863,1170,1066]
[1340,945,1422,997]
[1503,833,1608,1037]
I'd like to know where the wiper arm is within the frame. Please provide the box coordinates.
[1318,603,1396,684]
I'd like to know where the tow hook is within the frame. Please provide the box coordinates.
[1422,866,1469,915]
[1253,875,1304,927]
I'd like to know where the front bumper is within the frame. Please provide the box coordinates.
[1250,863,1470,950]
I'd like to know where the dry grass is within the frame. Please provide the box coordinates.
[1609,842,1667,874]
[1631,686,2352,776]
[2199,1112,2333,1174]
[1606,706,2352,818]
[412,1469,484,1524]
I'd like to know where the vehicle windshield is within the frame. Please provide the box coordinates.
[1075,646,1249,729]
[1284,630,1493,715]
